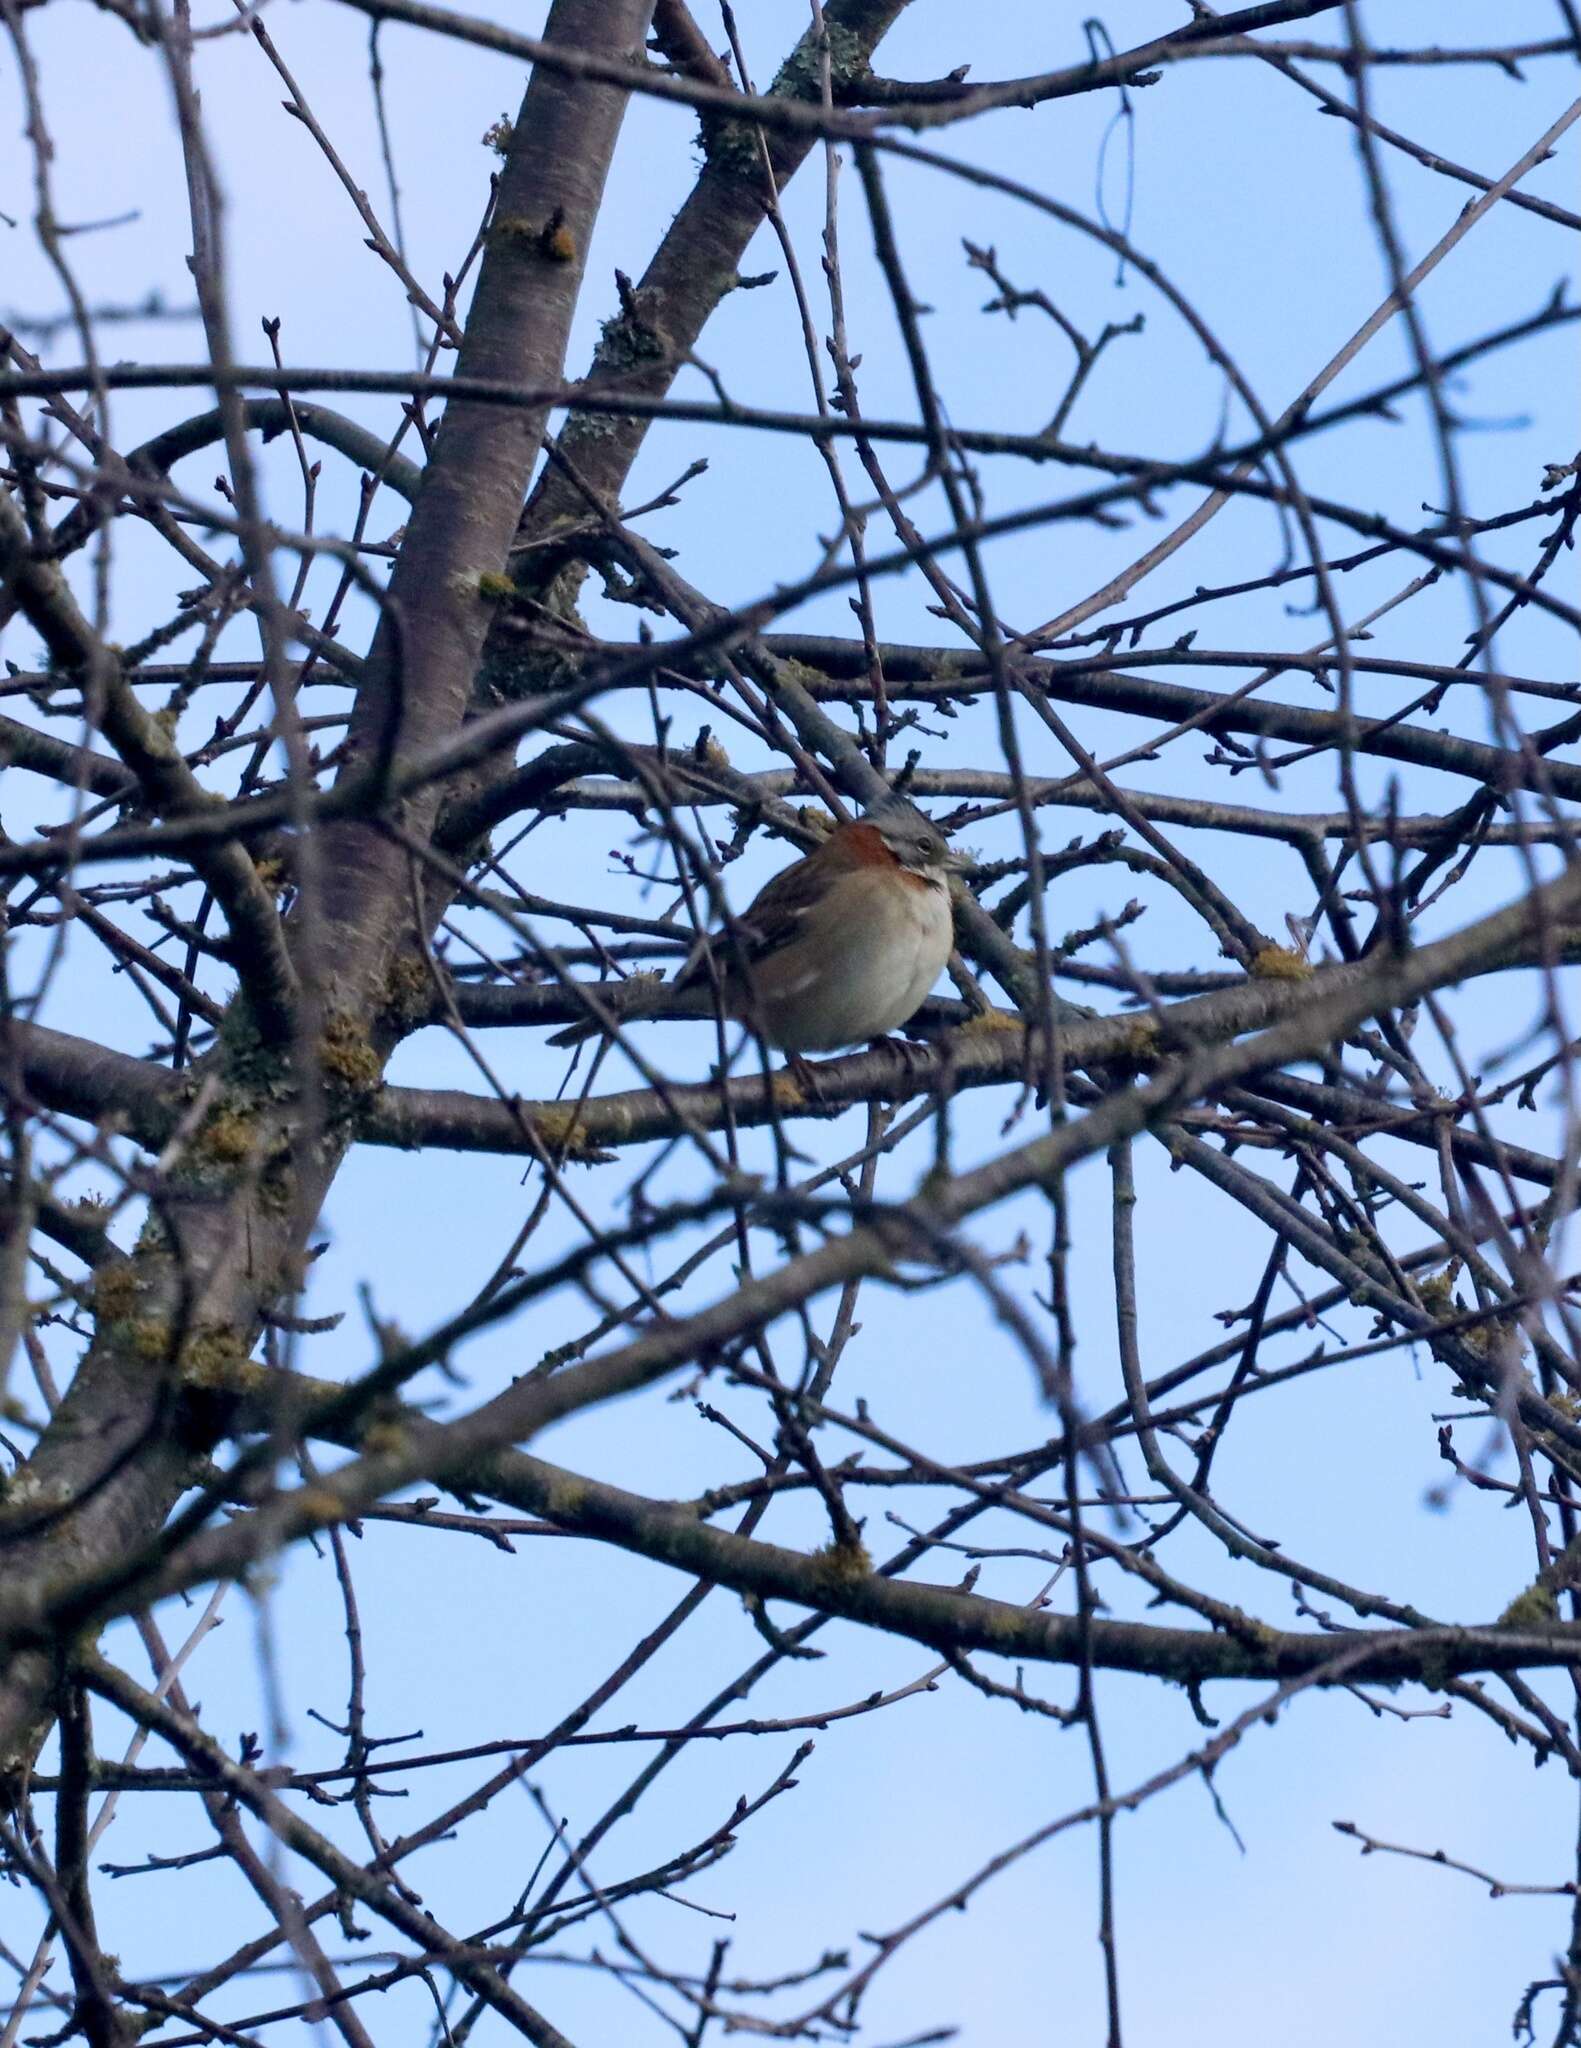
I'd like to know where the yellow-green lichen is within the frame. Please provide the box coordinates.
[979,1601,1027,1645]
[476,570,519,602]
[1417,1263,1460,1316]
[1118,1017,1161,1063]
[491,213,575,261]
[180,1325,250,1387]
[296,1485,348,1527]
[1251,944,1313,982]
[127,1317,176,1364]
[1498,1580,1559,1629]
[381,951,436,1030]
[809,1537,872,1589]
[358,1418,411,1460]
[526,1105,610,1162]
[91,1260,141,1325]
[195,1107,258,1165]
[319,1013,383,1094]
[769,1072,806,1113]
[546,1474,589,1519]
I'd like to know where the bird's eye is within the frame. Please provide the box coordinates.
[918,836,937,858]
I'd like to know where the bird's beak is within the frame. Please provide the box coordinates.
[943,846,969,873]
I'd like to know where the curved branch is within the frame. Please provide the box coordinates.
[68,1421,1581,1693]
[0,712,137,799]
[754,637,1581,807]
[366,989,1567,1191]
[39,398,423,577]
[9,1021,181,1145]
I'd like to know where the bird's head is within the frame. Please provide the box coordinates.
[864,795,960,884]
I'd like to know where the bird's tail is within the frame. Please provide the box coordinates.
[546,1016,602,1049]
[546,974,696,1048]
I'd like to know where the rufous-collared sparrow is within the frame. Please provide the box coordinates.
[550,796,960,1054]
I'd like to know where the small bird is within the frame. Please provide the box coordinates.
[550,796,959,1055]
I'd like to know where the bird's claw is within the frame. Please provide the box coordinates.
[869,1033,933,1085]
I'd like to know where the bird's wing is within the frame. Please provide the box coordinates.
[674,848,824,987]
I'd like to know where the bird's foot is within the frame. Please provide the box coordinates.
[785,1051,825,1102]
[868,1033,934,1088]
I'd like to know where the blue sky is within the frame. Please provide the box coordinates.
[4,3,1581,2042]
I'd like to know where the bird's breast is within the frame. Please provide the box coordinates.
[752,869,953,1052]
